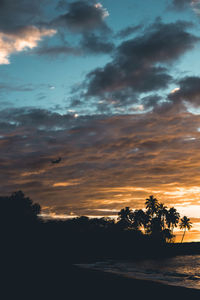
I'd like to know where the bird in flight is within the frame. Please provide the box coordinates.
[51,157,62,164]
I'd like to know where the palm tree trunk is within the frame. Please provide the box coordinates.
[181,229,186,243]
[169,226,174,243]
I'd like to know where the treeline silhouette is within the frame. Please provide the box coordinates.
[1,191,198,265]
[1,191,200,299]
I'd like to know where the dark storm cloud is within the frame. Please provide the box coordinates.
[115,24,143,39]
[169,76,200,106]
[83,20,198,106]
[52,1,110,33]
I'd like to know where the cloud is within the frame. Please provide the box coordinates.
[80,33,114,54]
[80,20,198,110]
[53,180,80,187]
[0,0,45,33]
[1,107,200,216]
[168,76,200,107]
[171,0,200,15]
[0,82,35,92]
[36,33,114,57]
[1,2,200,221]
[52,1,110,33]
[0,107,75,129]
[171,0,191,10]
[0,26,56,65]
[0,1,112,61]
[36,44,81,57]
[115,24,143,39]
[140,94,162,109]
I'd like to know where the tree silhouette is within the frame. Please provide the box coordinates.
[156,203,168,230]
[116,196,191,244]
[147,217,162,236]
[166,207,180,233]
[0,191,41,226]
[117,207,133,229]
[132,209,149,232]
[179,216,192,243]
[162,228,174,243]
[145,195,159,217]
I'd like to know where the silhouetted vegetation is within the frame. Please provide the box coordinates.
[116,195,184,244]
[0,191,41,225]
[180,216,192,243]
[1,191,200,298]
[1,191,197,265]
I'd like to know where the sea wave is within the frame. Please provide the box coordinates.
[76,255,200,290]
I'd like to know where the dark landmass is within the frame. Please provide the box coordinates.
[2,260,200,299]
[1,191,200,298]
[166,241,200,257]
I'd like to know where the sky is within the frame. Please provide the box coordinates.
[1,0,200,241]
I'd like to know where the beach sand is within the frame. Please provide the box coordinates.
[2,260,200,299]
[67,265,200,299]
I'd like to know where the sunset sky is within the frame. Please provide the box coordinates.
[1,0,200,241]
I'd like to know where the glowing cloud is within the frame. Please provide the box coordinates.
[94,3,109,18]
[170,87,180,94]
[53,180,80,187]
[0,26,56,65]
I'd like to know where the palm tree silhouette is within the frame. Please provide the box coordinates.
[179,216,192,243]
[118,207,132,221]
[157,203,168,229]
[145,195,159,217]
[117,207,133,229]
[166,207,180,233]
[132,209,149,232]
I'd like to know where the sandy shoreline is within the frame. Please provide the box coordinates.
[2,259,200,299]
[68,265,200,299]
[75,263,200,290]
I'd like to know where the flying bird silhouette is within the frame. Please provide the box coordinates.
[51,157,62,164]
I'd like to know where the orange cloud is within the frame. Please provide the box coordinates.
[53,180,80,187]
[2,109,200,227]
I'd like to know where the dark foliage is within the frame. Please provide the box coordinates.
[0,191,194,263]
[0,191,199,298]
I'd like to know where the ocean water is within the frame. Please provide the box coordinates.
[77,255,200,290]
